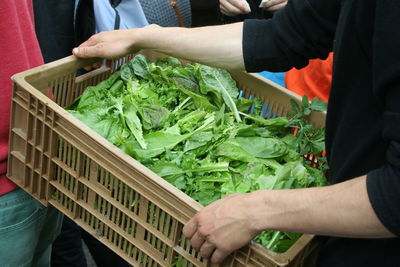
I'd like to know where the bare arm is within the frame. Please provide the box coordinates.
[182,175,394,263]
[252,176,391,237]
[73,23,245,70]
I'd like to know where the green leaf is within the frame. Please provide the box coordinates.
[302,95,310,109]
[139,105,170,130]
[235,137,288,159]
[257,175,279,190]
[155,57,182,68]
[121,64,135,82]
[290,99,301,114]
[240,112,289,127]
[215,140,258,163]
[184,131,213,152]
[130,54,150,79]
[175,84,218,111]
[172,76,200,93]
[195,65,241,122]
[150,161,183,177]
[96,70,121,91]
[117,97,147,149]
[310,97,327,112]
[133,116,215,158]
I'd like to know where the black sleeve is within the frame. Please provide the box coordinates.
[243,0,340,72]
[366,0,400,237]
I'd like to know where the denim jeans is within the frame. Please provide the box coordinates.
[0,188,63,267]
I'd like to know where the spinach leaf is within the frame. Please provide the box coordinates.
[195,65,241,122]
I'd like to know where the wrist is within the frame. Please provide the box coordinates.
[125,27,155,52]
[131,27,172,52]
[245,190,276,234]
[248,189,294,233]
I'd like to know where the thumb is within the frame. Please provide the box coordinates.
[73,45,103,58]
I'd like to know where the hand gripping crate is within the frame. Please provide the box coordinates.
[8,51,325,267]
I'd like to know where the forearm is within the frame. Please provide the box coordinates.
[134,23,245,70]
[250,176,395,238]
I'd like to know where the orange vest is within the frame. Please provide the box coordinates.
[285,52,333,102]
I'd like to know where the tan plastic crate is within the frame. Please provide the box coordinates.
[8,51,325,267]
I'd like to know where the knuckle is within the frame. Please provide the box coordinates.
[94,44,105,56]
[80,47,88,56]
[95,32,104,39]
[200,249,211,258]
[218,244,231,254]
[195,212,206,223]
[89,34,99,42]
[197,227,209,238]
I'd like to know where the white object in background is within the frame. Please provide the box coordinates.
[259,0,271,8]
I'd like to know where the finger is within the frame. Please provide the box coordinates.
[183,217,198,239]
[83,65,94,71]
[221,0,250,15]
[262,0,286,9]
[93,60,102,68]
[220,5,238,17]
[199,241,216,259]
[259,0,270,8]
[266,2,287,12]
[83,61,101,71]
[73,44,103,58]
[220,2,242,16]
[234,0,251,13]
[211,248,231,264]
[190,231,206,250]
[219,4,231,16]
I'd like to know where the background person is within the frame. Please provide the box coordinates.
[220,0,332,102]
[0,1,62,266]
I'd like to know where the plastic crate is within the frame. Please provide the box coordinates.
[8,51,325,267]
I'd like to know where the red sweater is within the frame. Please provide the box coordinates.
[0,0,44,195]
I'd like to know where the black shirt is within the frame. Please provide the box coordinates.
[243,0,400,266]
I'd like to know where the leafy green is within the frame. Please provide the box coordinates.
[195,65,241,122]
[67,55,328,254]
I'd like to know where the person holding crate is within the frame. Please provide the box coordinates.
[72,0,400,266]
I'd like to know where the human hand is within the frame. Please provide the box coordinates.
[73,29,140,59]
[259,0,288,12]
[182,193,260,264]
[82,60,102,71]
[220,0,251,16]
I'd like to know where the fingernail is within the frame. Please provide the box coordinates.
[259,0,270,8]
[73,48,79,54]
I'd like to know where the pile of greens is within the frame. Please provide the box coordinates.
[67,55,327,253]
